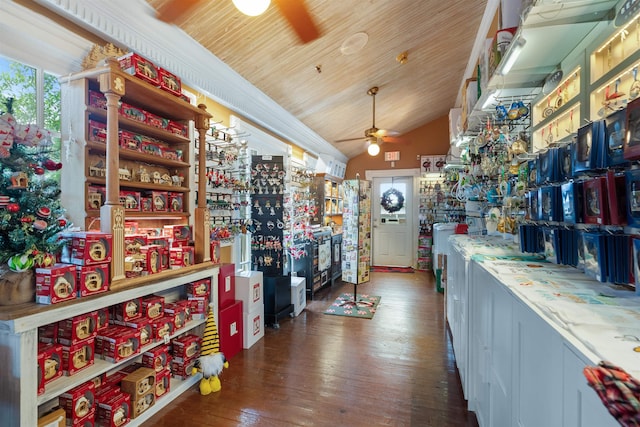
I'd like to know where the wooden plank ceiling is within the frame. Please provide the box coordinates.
[147,0,488,158]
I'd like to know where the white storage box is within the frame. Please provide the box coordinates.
[290,276,306,317]
[234,270,263,313]
[243,305,264,349]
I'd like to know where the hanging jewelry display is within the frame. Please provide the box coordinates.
[250,155,285,276]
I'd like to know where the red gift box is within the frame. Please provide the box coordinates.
[163,225,191,240]
[155,369,171,399]
[142,345,171,374]
[168,120,188,138]
[163,302,188,331]
[140,197,153,213]
[219,300,243,360]
[118,53,160,85]
[96,326,141,363]
[120,190,141,212]
[158,67,182,97]
[169,246,194,269]
[36,263,77,304]
[96,391,130,427]
[112,298,143,323]
[117,316,154,346]
[168,192,183,212]
[187,279,211,298]
[145,111,168,130]
[171,333,201,362]
[119,129,140,151]
[57,311,98,346]
[124,234,148,255]
[76,264,109,297]
[61,232,112,266]
[38,342,63,386]
[59,380,96,426]
[88,90,106,109]
[150,191,168,212]
[88,120,106,144]
[38,322,58,343]
[218,263,236,310]
[188,296,209,320]
[141,294,165,320]
[170,358,197,380]
[37,351,45,395]
[61,338,95,376]
[96,307,109,331]
[119,102,147,123]
[151,316,175,342]
[140,245,163,274]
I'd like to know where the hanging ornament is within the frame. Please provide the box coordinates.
[36,207,51,218]
[20,216,34,223]
[42,159,62,171]
[6,203,20,213]
[57,217,68,227]
[0,195,10,208]
[7,253,34,272]
[33,166,45,175]
[33,220,48,230]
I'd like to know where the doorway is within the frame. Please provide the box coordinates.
[370,175,415,267]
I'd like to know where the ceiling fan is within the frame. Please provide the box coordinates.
[335,86,403,144]
[154,0,320,44]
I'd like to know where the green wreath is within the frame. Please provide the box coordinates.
[380,188,405,213]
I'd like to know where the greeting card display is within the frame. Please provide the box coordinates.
[605,108,629,167]
[624,96,640,160]
[582,176,607,225]
[573,120,604,174]
[605,170,627,226]
[557,143,572,181]
[539,186,561,222]
[536,149,555,185]
[625,168,640,228]
[582,232,606,282]
[561,181,583,224]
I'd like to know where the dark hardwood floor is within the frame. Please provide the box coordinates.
[144,270,478,427]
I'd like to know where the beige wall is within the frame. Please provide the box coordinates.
[345,114,450,179]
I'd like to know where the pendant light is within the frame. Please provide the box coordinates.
[232,0,271,16]
[367,140,380,156]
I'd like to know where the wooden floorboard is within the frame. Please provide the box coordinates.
[143,270,478,427]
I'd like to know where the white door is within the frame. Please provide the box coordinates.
[372,176,414,267]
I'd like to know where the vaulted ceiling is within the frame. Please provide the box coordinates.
[145,0,488,158]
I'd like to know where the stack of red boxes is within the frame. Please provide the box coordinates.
[59,380,96,426]
[95,382,131,427]
[218,263,243,360]
[187,278,211,320]
[58,312,97,376]
[234,270,265,349]
[170,333,201,382]
[141,344,172,399]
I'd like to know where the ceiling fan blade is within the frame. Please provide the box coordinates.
[373,128,401,138]
[156,0,205,22]
[335,137,364,143]
[273,0,321,44]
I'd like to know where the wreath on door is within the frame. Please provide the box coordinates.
[380,188,405,213]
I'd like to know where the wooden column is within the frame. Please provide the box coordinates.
[98,58,126,281]
[194,104,211,264]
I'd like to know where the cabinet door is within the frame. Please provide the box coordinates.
[512,299,563,427]
[562,344,618,427]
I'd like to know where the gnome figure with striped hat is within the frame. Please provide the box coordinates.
[192,303,228,395]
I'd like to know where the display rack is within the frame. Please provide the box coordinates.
[341,177,371,290]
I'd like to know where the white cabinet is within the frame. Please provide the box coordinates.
[0,265,218,427]
[461,258,618,427]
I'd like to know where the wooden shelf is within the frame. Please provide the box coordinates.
[76,64,210,122]
[86,176,190,193]
[0,263,216,326]
[37,317,205,406]
[86,141,190,168]
[87,107,191,146]
[85,210,189,219]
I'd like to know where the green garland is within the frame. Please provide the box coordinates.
[380,188,405,213]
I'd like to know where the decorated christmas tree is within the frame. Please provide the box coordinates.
[0,98,68,271]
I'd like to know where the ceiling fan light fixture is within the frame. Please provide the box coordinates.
[367,141,380,156]
[233,0,271,16]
